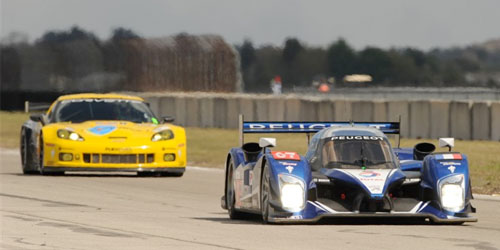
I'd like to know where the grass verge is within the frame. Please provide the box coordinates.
[1,111,499,194]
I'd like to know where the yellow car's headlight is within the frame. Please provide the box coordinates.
[151,130,174,142]
[57,129,84,141]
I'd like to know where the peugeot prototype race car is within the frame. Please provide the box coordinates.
[20,93,186,176]
[221,115,476,224]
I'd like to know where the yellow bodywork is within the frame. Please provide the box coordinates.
[40,93,186,171]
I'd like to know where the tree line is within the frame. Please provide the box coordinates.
[1,26,238,93]
[237,38,500,92]
[1,26,499,94]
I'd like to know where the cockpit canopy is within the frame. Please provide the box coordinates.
[306,127,397,171]
[49,99,157,124]
[321,136,395,169]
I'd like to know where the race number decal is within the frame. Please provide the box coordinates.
[271,151,300,161]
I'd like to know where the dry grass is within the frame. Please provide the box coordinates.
[1,111,498,194]
[0,111,30,149]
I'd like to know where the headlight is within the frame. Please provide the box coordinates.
[279,174,305,212]
[57,129,84,141]
[151,130,174,142]
[439,174,465,212]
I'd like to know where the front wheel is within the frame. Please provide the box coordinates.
[226,161,245,219]
[38,137,45,175]
[20,129,37,175]
[260,163,271,224]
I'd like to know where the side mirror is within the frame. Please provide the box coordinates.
[439,138,455,152]
[259,137,276,148]
[162,116,175,123]
[30,114,47,125]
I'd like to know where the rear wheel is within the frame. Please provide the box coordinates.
[226,161,245,219]
[260,163,271,223]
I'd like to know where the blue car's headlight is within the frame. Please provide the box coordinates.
[57,129,84,141]
[439,174,465,212]
[278,174,305,212]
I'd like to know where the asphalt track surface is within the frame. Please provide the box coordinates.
[1,149,499,250]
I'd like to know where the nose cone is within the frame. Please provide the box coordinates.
[320,168,405,198]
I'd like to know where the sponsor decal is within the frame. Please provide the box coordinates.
[368,185,382,193]
[341,169,392,195]
[88,125,116,135]
[288,215,303,219]
[279,162,298,166]
[271,151,300,161]
[358,171,381,178]
[448,166,456,173]
[105,147,132,152]
[246,123,396,130]
[249,123,330,130]
[435,154,462,160]
[331,136,383,141]
[279,161,297,173]
[440,161,462,166]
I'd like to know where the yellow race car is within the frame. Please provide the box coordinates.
[20,93,186,176]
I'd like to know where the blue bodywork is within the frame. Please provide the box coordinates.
[222,121,476,224]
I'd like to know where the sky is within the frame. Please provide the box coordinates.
[1,0,500,50]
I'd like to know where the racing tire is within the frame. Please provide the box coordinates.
[226,161,246,219]
[260,162,272,224]
[38,136,45,175]
[20,129,38,175]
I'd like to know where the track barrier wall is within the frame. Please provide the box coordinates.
[138,92,500,141]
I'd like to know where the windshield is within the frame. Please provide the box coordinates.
[50,99,157,123]
[321,137,395,169]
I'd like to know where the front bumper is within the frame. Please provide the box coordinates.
[43,166,185,174]
[42,140,186,170]
[268,200,477,224]
[269,212,478,224]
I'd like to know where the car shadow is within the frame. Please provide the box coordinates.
[6,173,178,178]
[192,215,443,226]
[191,215,264,225]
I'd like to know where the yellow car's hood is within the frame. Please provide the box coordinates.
[55,121,173,141]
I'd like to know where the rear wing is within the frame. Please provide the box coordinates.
[238,114,400,146]
[24,101,51,113]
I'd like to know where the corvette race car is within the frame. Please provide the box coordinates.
[221,116,476,224]
[20,93,186,176]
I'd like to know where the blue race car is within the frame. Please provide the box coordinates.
[221,116,476,224]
